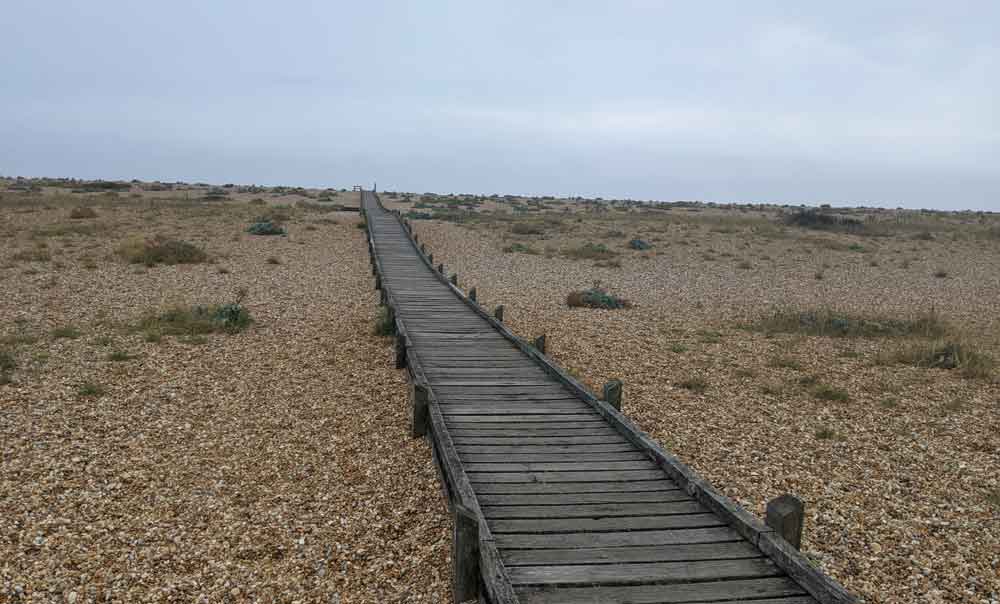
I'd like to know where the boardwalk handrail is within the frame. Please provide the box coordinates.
[366,193,858,604]
[363,196,519,604]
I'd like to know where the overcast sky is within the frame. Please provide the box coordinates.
[2,1,998,210]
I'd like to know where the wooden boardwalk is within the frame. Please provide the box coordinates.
[362,192,855,604]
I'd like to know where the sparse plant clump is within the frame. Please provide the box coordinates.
[247,221,286,236]
[115,235,209,266]
[510,222,546,235]
[890,339,994,378]
[373,307,395,336]
[563,242,617,261]
[0,349,15,372]
[751,308,946,338]
[52,326,81,339]
[137,290,252,337]
[77,381,106,397]
[11,249,51,262]
[503,242,539,254]
[813,385,850,402]
[566,282,631,310]
[782,208,864,233]
[69,206,98,219]
[674,377,708,393]
[628,238,652,250]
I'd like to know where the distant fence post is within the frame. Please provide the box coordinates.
[603,379,622,411]
[469,287,477,302]
[450,273,458,286]
[534,334,546,354]
[494,305,504,322]
[438,263,445,274]
[411,383,429,437]
[429,253,434,264]
[766,494,804,550]
[452,504,480,603]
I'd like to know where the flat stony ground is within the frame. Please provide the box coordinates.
[393,202,1000,604]
[0,190,451,602]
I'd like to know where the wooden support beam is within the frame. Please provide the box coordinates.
[494,305,504,322]
[766,494,804,550]
[533,334,546,354]
[603,379,623,411]
[411,383,429,437]
[395,333,407,369]
[452,504,480,603]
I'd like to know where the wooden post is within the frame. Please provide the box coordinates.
[421,243,426,254]
[395,333,407,369]
[411,383,429,437]
[452,504,480,603]
[450,273,458,286]
[375,274,381,291]
[494,305,504,322]
[603,379,623,411]
[414,233,419,244]
[469,287,477,302]
[386,306,396,335]
[534,334,546,354]
[766,494,804,550]
[429,253,434,264]
[438,263,445,274]
[380,288,387,306]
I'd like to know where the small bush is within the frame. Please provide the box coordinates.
[782,209,864,233]
[266,256,281,265]
[768,355,802,370]
[566,282,630,310]
[106,350,133,362]
[892,340,994,378]
[813,385,850,402]
[247,221,286,236]
[52,326,81,339]
[503,242,539,254]
[563,242,617,261]
[675,377,708,393]
[69,206,98,219]
[116,236,208,266]
[814,426,837,440]
[374,307,395,336]
[510,222,546,235]
[77,382,106,397]
[0,349,15,372]
[138,291,252,337]
[933,269,948,279]
[628,238,652,250]
[357,220,367,230]
[751,308,945,338]
[11,249,51,262]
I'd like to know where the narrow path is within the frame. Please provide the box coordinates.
[364,192,852,604]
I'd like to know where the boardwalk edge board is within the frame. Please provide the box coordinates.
[364,192,858,604]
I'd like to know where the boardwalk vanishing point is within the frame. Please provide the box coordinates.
[363,191,857,604]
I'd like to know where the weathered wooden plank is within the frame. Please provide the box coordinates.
[495,526,742,549]
[453,436,628,445]
[462,451,649,463]
[477,490,688,506]
[455,444,638,454]
[488,513,725,534]
[449,427,617,437]
[468,469,669,483]
[501,541,760,566]
[465,460,657,472]
[482,501,704,519]
[472,480,677,495]
[515,577,811,604]
[507,557,780,586]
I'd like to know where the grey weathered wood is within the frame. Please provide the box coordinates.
[411,383,429,438]
[494,305,504,322]
[506,557,780,586]
[395,333,407,369]
[533,334,546,354]
[469,287,477,302]
[767,494,805,550]
[453,503,480,603]
[515,577,810,604]
[603,379,622,411]
[502,541,760,566]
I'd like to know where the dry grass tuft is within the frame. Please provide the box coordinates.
[115,235,209,266]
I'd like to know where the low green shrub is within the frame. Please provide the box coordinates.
[628,238,652,250]
[247,221,286,236]
[116,236,209,266]
[566,283,630,310]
